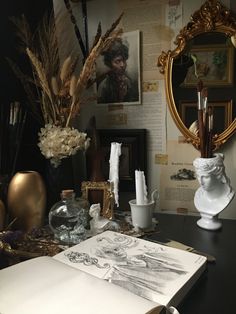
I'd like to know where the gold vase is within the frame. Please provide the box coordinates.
[0,199,5,230]
[7,171,46,232]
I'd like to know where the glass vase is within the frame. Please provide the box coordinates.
[45,157,75,209]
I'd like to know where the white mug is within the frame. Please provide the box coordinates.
[129,199,155,229]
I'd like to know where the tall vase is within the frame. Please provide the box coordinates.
[45,157,75,209]
[7,171,46,232]
[193,153,235,230]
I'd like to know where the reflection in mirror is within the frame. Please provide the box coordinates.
[173,32,235,137]
[158,0,236,150]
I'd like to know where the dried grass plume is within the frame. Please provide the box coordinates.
[8,12,123,127]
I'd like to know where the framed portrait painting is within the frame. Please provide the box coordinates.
[184,44,234,86]
[96,30,141,105]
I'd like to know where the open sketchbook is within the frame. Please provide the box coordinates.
[0,231,207,314]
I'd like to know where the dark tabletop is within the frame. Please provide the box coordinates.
[149,213,236,314]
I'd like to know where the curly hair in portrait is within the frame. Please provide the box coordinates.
[102,38,129,68]
[97,36,139,104]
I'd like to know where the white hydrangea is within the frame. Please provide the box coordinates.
[38,124,90,167]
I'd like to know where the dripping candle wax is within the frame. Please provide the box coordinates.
[135,170,148,205]
[109,142,122,206]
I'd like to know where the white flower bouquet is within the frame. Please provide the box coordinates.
[38,124,90,167]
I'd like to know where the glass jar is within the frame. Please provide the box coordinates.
[75,196,90,229]
[49,190,87,245]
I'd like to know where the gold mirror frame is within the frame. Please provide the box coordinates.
[158,0,236,150]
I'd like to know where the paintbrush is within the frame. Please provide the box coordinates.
[11,107,27,176]
[3,104,10,174]
[197,80,205,157]
[202,87,208,124]
[207,108,213,158]
[202,87,209,156]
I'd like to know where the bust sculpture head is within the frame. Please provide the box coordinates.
[193,153,228,194]
[193,153,234,218]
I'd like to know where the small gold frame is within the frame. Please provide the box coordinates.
[81,181,114,219]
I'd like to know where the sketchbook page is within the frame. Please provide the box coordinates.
[0,256,163,314]
[54,230,207,307]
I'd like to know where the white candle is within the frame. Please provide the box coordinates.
[109,142,122,206]
[135,170,148,205]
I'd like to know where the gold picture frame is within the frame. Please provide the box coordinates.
[81,181,114,219]
[184,44,234,86]
[180,100,233,135]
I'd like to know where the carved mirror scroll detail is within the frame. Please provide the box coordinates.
[158,0,236,150]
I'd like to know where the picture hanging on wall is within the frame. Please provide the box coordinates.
[96,30,141,105]
[98,129,146,192]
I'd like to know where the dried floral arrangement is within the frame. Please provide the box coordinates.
[7,12,123,166]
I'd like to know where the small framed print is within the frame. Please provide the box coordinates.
[184,44,234,86]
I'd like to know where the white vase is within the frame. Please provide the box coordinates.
[193,153,235,230]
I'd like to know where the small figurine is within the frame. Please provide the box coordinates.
[89,203,120,235]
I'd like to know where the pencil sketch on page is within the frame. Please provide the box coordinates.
[64,232,188,302]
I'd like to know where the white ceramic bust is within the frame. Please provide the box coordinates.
[193,153,235,230]
[89,203,120,235]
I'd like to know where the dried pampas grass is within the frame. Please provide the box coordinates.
[8,12,123,127]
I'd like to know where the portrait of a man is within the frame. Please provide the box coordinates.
[96,30,141,105]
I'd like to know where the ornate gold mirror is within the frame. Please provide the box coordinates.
[158,0,236,150]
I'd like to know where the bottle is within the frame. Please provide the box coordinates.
[49,190,87,245]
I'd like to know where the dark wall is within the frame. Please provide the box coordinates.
[0,0,52,176]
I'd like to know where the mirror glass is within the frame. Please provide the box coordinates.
[173,32,236,135]
[158,0,236,150]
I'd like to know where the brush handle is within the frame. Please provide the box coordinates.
[204,111,209,157]
[206,113,213,158]
[198,109,205,157]
[207,130,213,158]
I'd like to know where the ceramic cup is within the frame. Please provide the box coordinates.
[129,199,155,229]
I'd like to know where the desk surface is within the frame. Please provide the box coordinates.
[151,213,236,314]
[1,213,235,313]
